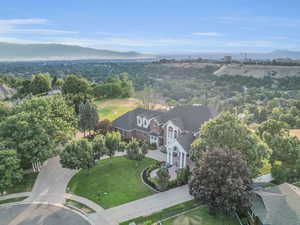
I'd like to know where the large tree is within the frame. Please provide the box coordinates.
[0,96,77,166]
[92,134,107,160]
[126,138,148,165]
[105,132,122,161]
[31,73,52,95]
[0,149,23,194]
[191,112,270,177]
[78,101,99,136]
[189,148,252,216]
[257,119,300,183]
[60,139,95,171]
[62,75,90,95]
[269,136,300,183]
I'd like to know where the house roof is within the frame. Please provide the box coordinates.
[251,183,300,225]
[177,132,195,152]
[112,105,213,134]
[157,105,213,132]
[112,108,163,132]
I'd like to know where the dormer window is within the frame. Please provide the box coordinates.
[137,116,142,127]
[143,117,149,128]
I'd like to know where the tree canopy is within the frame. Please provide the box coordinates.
[0,95,77,165]
[191,112,270,177]
[189,148,252,216]
[0,149,22,193]
[78,101,99,136]
[31,73,52,95]
[60,139,95,171]
[62,74,90,95]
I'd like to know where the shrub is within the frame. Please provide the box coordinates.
[176,167,191,186]
[155,168,170,191]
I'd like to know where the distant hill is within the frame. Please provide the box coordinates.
[161,50,300,60]
[0,42,153,62]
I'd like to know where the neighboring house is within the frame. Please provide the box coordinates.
[112,105,213,168]
[250,183,300,225]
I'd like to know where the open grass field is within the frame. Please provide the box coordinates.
[67,156,157,209]
[95,98,141,121]
[163,207,239,225]
[7,172,38,194]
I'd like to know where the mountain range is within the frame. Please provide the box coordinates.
[0,42,153,62]
[1,42,300,62]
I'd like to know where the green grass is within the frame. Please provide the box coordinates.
[295,182,300,188]
[7,172,38,194]
[65,199,96,214]
[95,98,140,121]
[98,105,134,121]
[163,207,239,225]
[120,200,200,225]
[120,200,239,225]
[68,156,156,209]
[0,197,27,205]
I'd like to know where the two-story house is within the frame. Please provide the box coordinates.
[112,105,213,168]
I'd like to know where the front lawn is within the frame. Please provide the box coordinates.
[120,200,200,225]
[120,200,239,225]
[163,207,239,225]
[7,172,38,194]
[67,156,156,209]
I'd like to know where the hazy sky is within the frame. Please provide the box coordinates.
[1,0,300,53]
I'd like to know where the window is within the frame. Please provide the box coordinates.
[174,130,178,139]
[168,127,173,138]
[143,118,149,128]
[137,116,142,127]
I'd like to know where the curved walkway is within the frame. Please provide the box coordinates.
[1,150,192,225]
[0,192,31,202]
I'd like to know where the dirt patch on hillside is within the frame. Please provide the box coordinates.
[214,64,300,78]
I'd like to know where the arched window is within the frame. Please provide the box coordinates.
[137,116,142,127]
[168,127,173,138]
[143,118,148,128]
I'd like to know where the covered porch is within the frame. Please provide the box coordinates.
[166,140,188,169]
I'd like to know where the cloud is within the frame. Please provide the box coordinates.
[0,18,77,35]
[0,18,48,25]
[0,28,78,35]
[192,32,221,37]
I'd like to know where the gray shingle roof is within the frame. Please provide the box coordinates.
[177,132,195,152]
[112,108,162,132]
[157,105,212,132]
[112,105,212,133]
[251,183,300,225]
